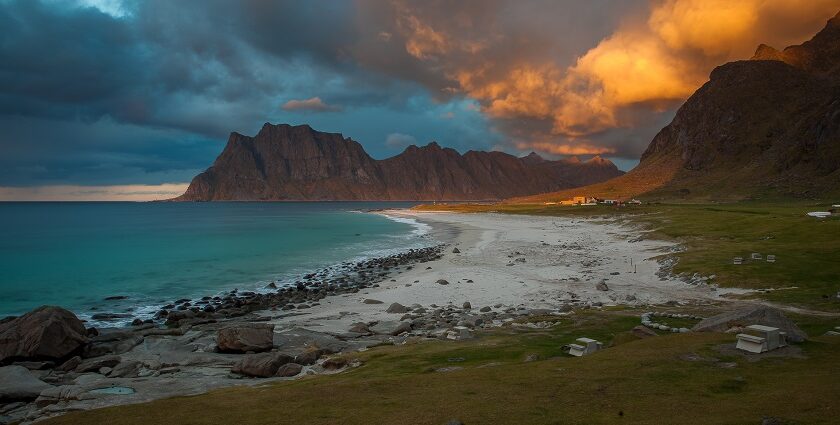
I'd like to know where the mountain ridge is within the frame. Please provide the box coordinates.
[174,123,624,201]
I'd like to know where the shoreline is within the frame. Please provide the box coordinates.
[1,209,735,424]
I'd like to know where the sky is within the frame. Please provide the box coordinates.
[1,0,838,200]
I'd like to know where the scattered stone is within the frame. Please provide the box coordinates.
[452,247,461,253]
[35,385,85,408]
[436,279,450,285]
[232,352,294,377]
[348,322,372,335]
[217,323,275,353]
[0,366,52,402]
[276,363,303,377]
[370,321,411,336]
[0,306,88,363]
[75,355,121,373]
[386,303,409,314]
[479,306,491,313]
[363,299,384,304]
[462,302,471,310]
[294,348,323,366]
[632,325,657,338]
[596,280,609,291]
[56,356,82,372]
[524,354,540,362]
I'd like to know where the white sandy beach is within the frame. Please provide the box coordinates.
[265,211,725,335]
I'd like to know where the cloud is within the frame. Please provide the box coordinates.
[518,141,615,156]
[0,183,189,201]
[385,132,417,148]
[281,97,342,112]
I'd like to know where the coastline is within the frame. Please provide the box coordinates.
[2,209,732,423]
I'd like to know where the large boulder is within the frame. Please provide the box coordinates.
[0,306,88,363]
[693,306,808,342]
[0,365,53,402]
[231,352,293,377]
[217,323,275,353]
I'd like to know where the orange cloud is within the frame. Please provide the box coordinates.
[397,0,839,145]
[517,141,616,156]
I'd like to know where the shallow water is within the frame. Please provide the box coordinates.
[0,202,431,322]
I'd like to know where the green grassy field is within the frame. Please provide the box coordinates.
[417,201,840,312]
[45,311,840,425]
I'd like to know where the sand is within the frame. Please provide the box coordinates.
[264,210,725,335]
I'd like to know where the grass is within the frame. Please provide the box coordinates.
[44,311,840,425]
[417,201,840,312]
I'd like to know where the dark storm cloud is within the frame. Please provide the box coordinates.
[3,0,836,192]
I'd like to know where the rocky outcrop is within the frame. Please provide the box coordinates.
[0,306,88,364]
[512,11,840,203]
[216,323,275,353]
[0,366,53,402]
[174,124,623,201]
[231,352,294,377]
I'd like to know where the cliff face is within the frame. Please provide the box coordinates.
[176,124,624,201]
[512,11,840,203]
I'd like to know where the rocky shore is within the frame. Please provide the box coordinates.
[0,210,735,423]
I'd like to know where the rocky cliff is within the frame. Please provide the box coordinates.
[175,124,623,201]
[513,11,840,203]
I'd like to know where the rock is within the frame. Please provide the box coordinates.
[436,279,450,285]
[370,321,411,336]
[35,385,85,408]
[596,280,609,291]
[0,306,88,363]
[363,299,384,304]
[462,302,471,310]
[231,352,294,378]
[56,356,82,372]
[108,360,143,378]
[446,420,464,425]
[83,334,144,357]
[322,356,348,370]
[276,363,303,377]
[632,326,658,338]
[452,247,461,253]
[386,303,409,314]
[348,322,372,335]
[479,306,491,313]
[75,355,121,373]
[692,307,808,342]
[0,365,53,401]
[524,354,540,362]
[294,348,323,366]
[217,323,275,353]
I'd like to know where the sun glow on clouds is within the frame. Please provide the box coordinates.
[392,0,840,154]
[0,184,189,201]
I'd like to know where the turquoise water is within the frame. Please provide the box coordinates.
[0,202,430,323]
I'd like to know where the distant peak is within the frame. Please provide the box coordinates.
[587,155,612,165]
[520,151,547,164]
[426,141,441,148]
[566,156,581,164]
[752,43,783,61]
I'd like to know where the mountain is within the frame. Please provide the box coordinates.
[513,11,840,203]
[174,124,623,201]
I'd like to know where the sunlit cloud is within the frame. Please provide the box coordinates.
[281,97,342,113]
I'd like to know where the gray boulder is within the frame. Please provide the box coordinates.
[217,323,275,353]
[0,306,88,363]
[35,385,85,408]
[386,303,409,314]
[370,321,411,336]
[436,279,450,285]
[363,299,384,304]
[75,355,121,373]
[0,365,53,401]
[276,363,303,377]
[692,306,808,342]
[596,280,609,291]
[231,352,294,377]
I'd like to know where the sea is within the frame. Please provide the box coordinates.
[0,202,434,325]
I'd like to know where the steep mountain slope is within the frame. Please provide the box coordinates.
[513,11,840,203]
[175,124,623,201]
